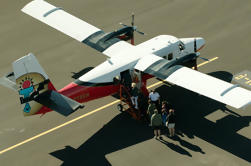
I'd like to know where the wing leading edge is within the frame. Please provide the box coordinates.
[22,0,100,42]
[22,0,132,57]
[135,55,251,109]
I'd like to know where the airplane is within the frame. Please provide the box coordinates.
[1,0,251,118]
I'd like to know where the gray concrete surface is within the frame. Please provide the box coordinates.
[0,0,250,165]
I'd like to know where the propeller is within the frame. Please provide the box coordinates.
[198,56,209,61]
[119,14,145,35]
[195,52,209,61]
[119,13,145,45]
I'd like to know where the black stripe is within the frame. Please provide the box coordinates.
[194,38,197,52]
[144,53,197,80]
[145,60,182,80]
[82,30,121,52]
[74,79,114,87]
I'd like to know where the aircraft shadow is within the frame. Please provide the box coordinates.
[71,67,94,79]
[50,112,153,166]
[50,71,251,165]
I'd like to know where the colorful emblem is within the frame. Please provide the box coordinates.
[18,77,34,113]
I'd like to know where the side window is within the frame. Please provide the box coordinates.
[168,53,173,60]
[178,42,185,51]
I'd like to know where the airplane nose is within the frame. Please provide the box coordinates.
[195,37,205,52]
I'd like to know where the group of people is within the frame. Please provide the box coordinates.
[147,90,176,139]
[127,78,176,139]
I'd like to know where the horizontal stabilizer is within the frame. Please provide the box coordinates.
[34,90,84,116]
[0,72,18,91]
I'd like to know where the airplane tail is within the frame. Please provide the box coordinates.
[2,53,84,116]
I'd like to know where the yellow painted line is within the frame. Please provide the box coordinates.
[0,56,218,155]
[0,100,121,155]
[197,56,218,67]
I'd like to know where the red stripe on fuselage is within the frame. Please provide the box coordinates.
[36,73,153,115]
[35,82,119,115]
[58,82,120,103]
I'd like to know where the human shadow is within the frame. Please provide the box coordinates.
[156,71,251,162]
[169,135,205,154]
[158,138,192,157]
[71,67,94,79]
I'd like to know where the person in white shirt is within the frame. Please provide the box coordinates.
[131,83,139,109]
[149,89,161,113]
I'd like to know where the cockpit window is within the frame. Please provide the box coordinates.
[178,41,185,51]
[168,53,173,60]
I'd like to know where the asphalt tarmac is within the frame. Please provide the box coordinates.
[0,0,251,165]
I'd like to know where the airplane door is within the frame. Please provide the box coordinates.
[120,70,132,88]
[132,69,142,89]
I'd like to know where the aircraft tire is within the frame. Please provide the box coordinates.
[117,104,123,112]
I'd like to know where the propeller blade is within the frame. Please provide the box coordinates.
[135,30,145,35]
[199,57,209,61]
[131,13,134,26]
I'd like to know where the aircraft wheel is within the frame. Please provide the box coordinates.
[117,104,123,112]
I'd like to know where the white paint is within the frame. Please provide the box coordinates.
[103,41,134,57]
[21,0,100,42]
[165,67,251,109]
[134,54,163,71]
[12,53,48,80]
[136,35,181,59]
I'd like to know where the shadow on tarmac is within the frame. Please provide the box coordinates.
[50,112,153,166]
[71,67,94,79]
[50,71,251,165]
[158,138,193,157]
[158,71,251,162]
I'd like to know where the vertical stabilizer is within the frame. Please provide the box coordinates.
[13,53,55,116]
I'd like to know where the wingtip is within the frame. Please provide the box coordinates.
[239,101,251,110]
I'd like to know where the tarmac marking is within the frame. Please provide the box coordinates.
[0,56,218,155]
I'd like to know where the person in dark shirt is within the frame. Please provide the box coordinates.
[147,100,155,122]
[167,109,176,137]
[151,109,163,139]
[161,101,168,125]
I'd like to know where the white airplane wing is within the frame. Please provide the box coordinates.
[22,0,131,57]
[135,55,251,109]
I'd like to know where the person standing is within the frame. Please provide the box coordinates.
[167,109,176,137]
[151,109,163,139]
[131,83,139,109]
[161,101,168,125]
[149,89,161,113]
[147,100,155,122]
